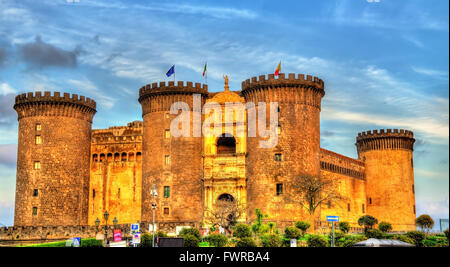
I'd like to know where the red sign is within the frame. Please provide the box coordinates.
[113,229,122,242]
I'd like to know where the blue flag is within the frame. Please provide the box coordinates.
[166,65,175,77]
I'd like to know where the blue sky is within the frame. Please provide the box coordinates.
[0,0,448,228]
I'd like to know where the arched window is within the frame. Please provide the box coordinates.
[121,152,127,162]
[107,153,113,162]
[114,153,120,162]
[218,193,234,202]
[216,134,236,155]
[92,154,98,162]
[129,152,135,161]
[136,152,142,161]
[99,154,105,162]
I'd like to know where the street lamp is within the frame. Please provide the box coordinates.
[95,217,100,231]
[113,217,118,229]
[151,184,158,247]
[104,211,109,245]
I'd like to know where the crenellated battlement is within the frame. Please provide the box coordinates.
[356,129,415,153]
[139,81,208,100]
[241,73,325,91]
[14,91,96,110]
[357,129,414,140]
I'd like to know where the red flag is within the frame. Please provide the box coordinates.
[275,61,281,76]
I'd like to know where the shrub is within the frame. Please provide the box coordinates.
[378,222,393,233]
[415,214,434,232]
[328,229,345,246]
[406,231,426,247]
[235,237,257,247]
[284,226,301,240]
[179,227,201,240]
[358,215,378,230]
[364,229,383,239]
[445,229,449,240]
[157,231,168,238]
[206,233,228,247]
[139,233,153,247]
[261,234,282,247]
[294,221,311,235]
[81,238,103,247]
[233,224,252,238]
[338,222,350,234]
[342,235,368,247]
[183,234,200,247]
[393,235,415,245]
[307,235,328,247]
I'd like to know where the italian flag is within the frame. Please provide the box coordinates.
[202,62,207,77]
[275,61,281,76]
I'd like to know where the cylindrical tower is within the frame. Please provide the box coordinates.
[242,73,325,225]
[356,129,416,231]
[13,91,96,226]
[139,81,208,226]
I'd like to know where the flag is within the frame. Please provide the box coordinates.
[202,62,207,77]
[275,61,281,76]
[166,65,175,77]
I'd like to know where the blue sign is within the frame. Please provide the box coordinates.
[73,237,81,247]
[327,216,339,222]
[131,223,139,231]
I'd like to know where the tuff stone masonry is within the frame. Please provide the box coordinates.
[9,73,417,237]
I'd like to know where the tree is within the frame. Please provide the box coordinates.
[233,224,252,239]
[415,214,434,233]
[295,221,311,235]
[358,215,378,231]
[378,222,392,233]
[251,208,268,236]
[286,174,345,232]
[338,222,350,234]
[204,198,244,235]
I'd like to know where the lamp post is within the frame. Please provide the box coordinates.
[95,217,100,231]
[104,211,109,245]
[151,184,158,247]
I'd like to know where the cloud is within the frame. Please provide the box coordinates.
[68,78,117,109]
[19,35,83,68]
[0,144,17,168]
[415,169,448,180]
[412,67,449,80]
[0,93,17,126]
[75,1,257,20]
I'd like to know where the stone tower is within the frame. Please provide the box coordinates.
[356,129,416,231]
[138,81,208,225]
[241,73,325,225]
[13,91,96,226]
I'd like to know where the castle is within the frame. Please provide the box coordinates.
[12,73,417,233]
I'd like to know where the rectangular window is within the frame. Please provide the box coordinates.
[93,189,96,198]
[276,183,283,195]
[165,113,170,119]
[35,135,42,145]
[33,189,38,197]
[32,207,38,215]
[274,153,282,162]
[347,203,351,212]
[164,207,169,215]
[362,204,365,213]
[327,200,332,208]
[412,184,415,194]
[165,130,170,139]
[34,161,41,170]
[413,205,416,214]
[165,155,170,165]
[36,123,41,131]
[164,186,170,198]
[276,125,281,135]
[369,198,372,204]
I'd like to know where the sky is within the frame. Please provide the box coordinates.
[0,0,448,229]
